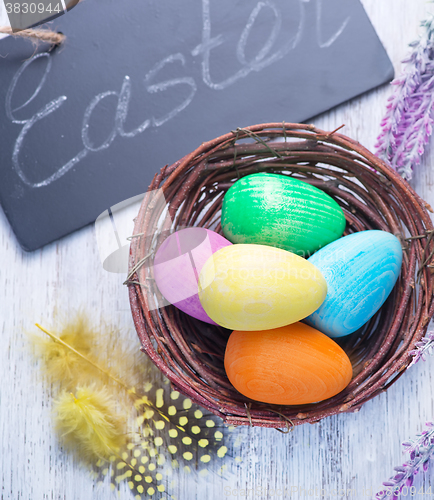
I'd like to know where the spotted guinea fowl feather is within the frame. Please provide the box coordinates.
[31,314,235,499]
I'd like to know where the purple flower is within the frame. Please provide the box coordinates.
[375,328,434,497]
[408,331,434,367]
[376,16,434,180]
[374,424,433,499]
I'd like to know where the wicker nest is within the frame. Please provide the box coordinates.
[128,123,434,429]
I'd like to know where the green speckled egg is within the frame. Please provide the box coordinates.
[221,173,346,256]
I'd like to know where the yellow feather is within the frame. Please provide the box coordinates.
[30,314,146,395]
[30,315,97,388]
[31,313,232,497]
[32,321,180,431]
[53,386,128,463]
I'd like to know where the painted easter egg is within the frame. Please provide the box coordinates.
[198,244,327,331]
[224,323,353,405]
[305,230,403,338]
[221,172,346,256]
[153,227,231,324]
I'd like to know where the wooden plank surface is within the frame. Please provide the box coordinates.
[2,1,434,498]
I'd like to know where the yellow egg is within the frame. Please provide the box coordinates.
[198,244,327,331]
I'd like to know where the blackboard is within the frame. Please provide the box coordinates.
[0,0,394,251]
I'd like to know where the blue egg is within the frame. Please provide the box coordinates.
[305,230,403,338]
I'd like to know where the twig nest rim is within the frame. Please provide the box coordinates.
[128,123,434,429]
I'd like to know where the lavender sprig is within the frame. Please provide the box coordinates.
[374,329,434,499]
[376,15,434,180]
[375,423,434,499]
[408,331,434,367]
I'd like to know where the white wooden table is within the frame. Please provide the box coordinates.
[2,1,434,499]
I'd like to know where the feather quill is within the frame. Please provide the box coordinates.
[30,316,97,389]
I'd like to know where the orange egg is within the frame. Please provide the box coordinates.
[224,323,353,405]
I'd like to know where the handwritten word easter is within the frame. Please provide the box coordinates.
[6,0,350,189]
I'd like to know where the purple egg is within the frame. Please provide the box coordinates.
[153,227,232,324]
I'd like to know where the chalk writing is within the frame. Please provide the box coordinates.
[316,0,350,48]
[192,0,302,90]
[5,0,350,188]
[7,54,197,188]
[145,53,197,128]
